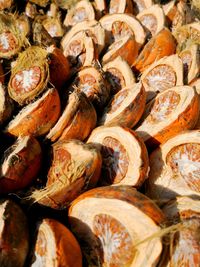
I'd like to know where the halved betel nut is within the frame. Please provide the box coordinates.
[146,130,200,205]
[6,88,61,137]
[136,86,199,147]
[132,0,153,15]
[103,56,136,94]
[0,12,26,59]
[61,31,97,75]
[179,44,200,84]
[99,82,146,128]
[87,126,149,186]
[64,0,95,29]
[30,140,102,209]
[70,66,110,109]
[0,136,42,194]
[133,28,177,73]
[99,13,146,48]
[137,4,165,36]
[160,197,200,267]
[0,83,13,125]
[141,54,184,102]
[47,90,97,142]
[102,35,138,66]
[109,0,133,14]
[31,218,82,267]
[8,46,49,105]
[0,199,29,267]
[61,20,105,55]
[69,186,164,267]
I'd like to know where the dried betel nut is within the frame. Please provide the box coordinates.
[8,46,50,105]
[16,14,31,37]
[29,0,49,7]
[61,20,105,55]
[109,0,133,14]
[0,0,13,10]
[70,66,110,109]
[132,0,153,15]
[160,196,200,267]
[146,130,200,205]
[61,31,97,75]
[100,13,146,48]
[103,56,136,94]
[31,140,102,209]
[0,136,42,194]
[31,218,82,267]
[179,44,200,84]
[6,88,61,137]
[0,199,29,267]
[141,54,184,102]
[137,4,165,36]
[69,186,165,267]
[102,35,139,67]
[133,28,176,73]
[0,83,13,125]
[92,0,106,19]
[46,89,97,142]
[136,86,200,147]
[87,126,149,186]
[0,12,26,59]
[190,78,200,129]
[99,82,146,128]
[64,0,95,28]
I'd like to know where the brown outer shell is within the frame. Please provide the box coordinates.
[0,83,13,125]
[32,218,82,267]
[0,199,29,267]
[87,126,149,187]
[6,88,61,137]
[136,86,200,147]
[134,28,176,73]
[46,90,97,142]
[99,82,146,128]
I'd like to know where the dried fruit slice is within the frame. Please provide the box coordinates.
[102,35,138,66]
[46,90,97,142]
[146,130,200,204]
[103,56,135,94]
[0,83,13,125]
[0,0,13,10]
[133,28,176,73]
[137,5,165,36]
[6,88,60,137]
[0,136,42,194]
[99,82,146,128]
[70,66,110,109]
[61,20,105,55]
[141,54,183,102]
[0,12,26,59]
[69,186,164,267]
[100,13,146,48]
[160,197,200,267]
[62,31,97,75]
[179,44,200,84]
[31,140,102,209]
[132,0,153,15]
[109,0,133,14]
[0,199,29,267]
[31,219,82,267]
[87,126,149,186]
[136,86,199,147]
[64,0,95,28]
